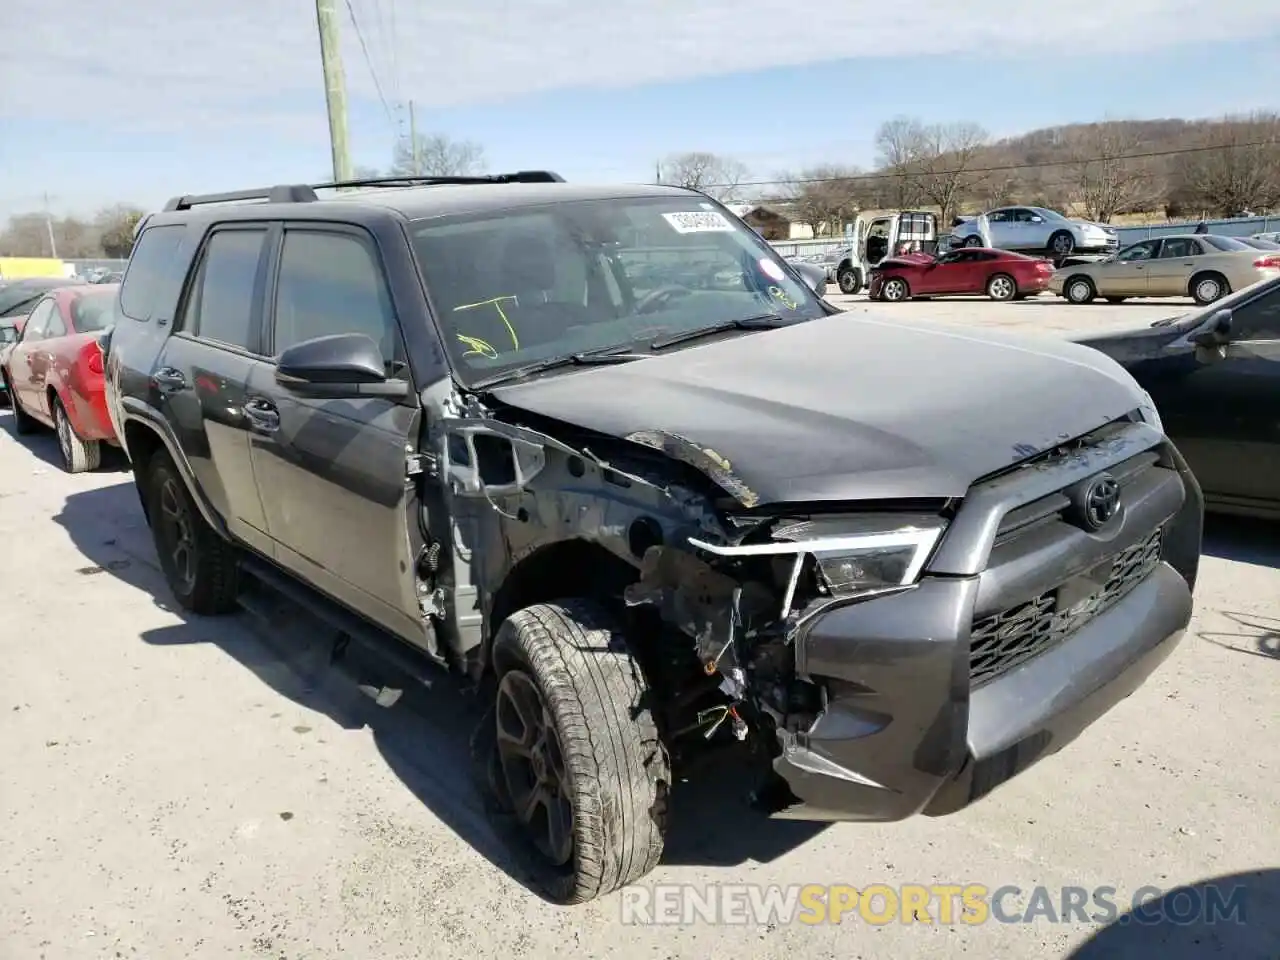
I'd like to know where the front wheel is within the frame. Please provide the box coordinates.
[1049,231,1076,257]
[836,265,862,295]
[1064,276,1096,304]
[491,599,669,904]
[53,397,101,473]
[880,277,910,302]
[144,450,240,614]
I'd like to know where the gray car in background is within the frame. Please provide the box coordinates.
[953,206,1119,257]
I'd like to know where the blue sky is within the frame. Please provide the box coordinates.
[2,0,1278,220]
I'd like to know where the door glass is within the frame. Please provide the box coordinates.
[987,210,1012,224]
[272,229,405,374]
[1160,238,1199,259]
[181,229,266,350]
[1117,242,1157,262]
[21,300,54,339]
[1231,285,1280,342]
[1012,209,1037,222]
[45,305,67,337]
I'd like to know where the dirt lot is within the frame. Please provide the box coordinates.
[2,296,1277,960]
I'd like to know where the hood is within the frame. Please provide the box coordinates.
[489,313,1146,506]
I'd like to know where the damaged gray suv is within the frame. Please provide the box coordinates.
[102,173,1202,904]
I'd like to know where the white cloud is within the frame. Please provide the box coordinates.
[4,0,1277,131]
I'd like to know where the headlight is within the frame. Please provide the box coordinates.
[689,514,947,611]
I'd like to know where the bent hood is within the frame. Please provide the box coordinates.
[489,314,1146,506]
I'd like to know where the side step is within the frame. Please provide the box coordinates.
[238,553,442,689]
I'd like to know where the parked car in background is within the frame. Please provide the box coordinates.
[868,246,1055,302]
[1051,234,1280,306]
[1252,231,1280,244]
[0,276,84,320]
[0,317,23,406]
[786,259,828,297]
[1,284,120,472]
[1237,236,1280,251]
[952,207,1118,258]
[1076,274,1280,519]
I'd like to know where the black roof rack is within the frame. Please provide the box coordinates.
[161,170,566,212]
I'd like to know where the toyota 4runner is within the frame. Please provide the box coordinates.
[101,173,1202,905]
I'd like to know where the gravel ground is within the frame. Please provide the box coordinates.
[1,295,1277,960]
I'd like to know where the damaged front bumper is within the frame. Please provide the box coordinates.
[765,565,1192,821]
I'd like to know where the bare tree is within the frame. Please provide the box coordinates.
[780,166,866,235]
[658,152,749,201]
[389,132,487,177]
[95,205,147,258]
[1068,124,1156,222]
[907,121,990,226]
[873,116,927,208]
[1170,112,1280,216]
[0,214,52,257]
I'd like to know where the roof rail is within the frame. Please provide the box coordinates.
[311,170,567,190]
[162,184,318,212]
[160,171,566,212]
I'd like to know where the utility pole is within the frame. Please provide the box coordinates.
[409,100,420,175]
[315,0,353,182]
[42,192,58,258]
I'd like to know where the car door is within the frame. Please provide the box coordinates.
[985,209,1015,248]
[1145,283,1280,510]
[33,298,71,420]
[1146,237,1202,297]
[915,250,973,294]
[1096,240,1158,296]
[244,223,423,641]
[157,223,274,554]
[8,297,55,414]
[1006,208,1042,249]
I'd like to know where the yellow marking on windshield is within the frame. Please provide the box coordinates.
[457,334,499,359]
[769,285,799,310]
[453,295,520,350]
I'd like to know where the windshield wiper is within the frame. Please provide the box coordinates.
[469,345,650,389]
[649,313,789,350]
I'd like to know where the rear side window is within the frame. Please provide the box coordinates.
[119,225,185,321]
[180,228,267,351]
[1232,284,1280,342]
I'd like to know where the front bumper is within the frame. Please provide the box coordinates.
[764,429,1202,822]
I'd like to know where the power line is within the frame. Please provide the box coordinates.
[702,139,1279,191]
[344,0,396,131]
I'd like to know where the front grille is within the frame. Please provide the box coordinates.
[969,528,1164,686]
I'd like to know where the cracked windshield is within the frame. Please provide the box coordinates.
[2,1,1278,959]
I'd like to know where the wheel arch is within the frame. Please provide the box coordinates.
[119,407,229,539]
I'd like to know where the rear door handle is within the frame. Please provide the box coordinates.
[243,397,280,433]
[152,367,187,391]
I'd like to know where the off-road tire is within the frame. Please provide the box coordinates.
[1064,275,1096,304]
[53,397,101,473]
[4,371,37,434]
[836,265,862,295]
[490,599,669,904]
[1190,271,1230,306]
[144,449,240,615]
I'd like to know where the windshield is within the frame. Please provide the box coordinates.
[410,195,826,386]
[70,289,118,331]
[1202,235,1252,252]
[1033,208,1069,223]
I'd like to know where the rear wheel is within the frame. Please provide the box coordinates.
[1064,276,1096,304]
[53,397,101,473]
[144,450,240,614]
[490,599,669,904]
[1191,272,1229,306]
[986,273,1017,301]
[880,277,910,302]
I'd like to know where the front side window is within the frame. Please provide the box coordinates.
[70,291,119,332]
[1118,241,1157,262]
[410,196,826,385]
[21,299,55,340]
[1231,285,1280,342]
[271,229,405,374]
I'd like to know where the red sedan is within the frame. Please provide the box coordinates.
[867,247,1055,302]
[1,284,119,472]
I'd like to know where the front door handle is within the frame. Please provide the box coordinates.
[243,398,280,432]
[152,367,187,391]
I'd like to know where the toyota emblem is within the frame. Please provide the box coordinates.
[1080,474,1121,530]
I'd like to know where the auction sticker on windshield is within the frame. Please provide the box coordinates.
[662,211,734,234]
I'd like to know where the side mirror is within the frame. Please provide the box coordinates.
[1030,216,1043,223]
[275,333,408,399]
[1192,309,1232,362]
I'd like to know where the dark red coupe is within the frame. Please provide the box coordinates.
[867,247,1055,302]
